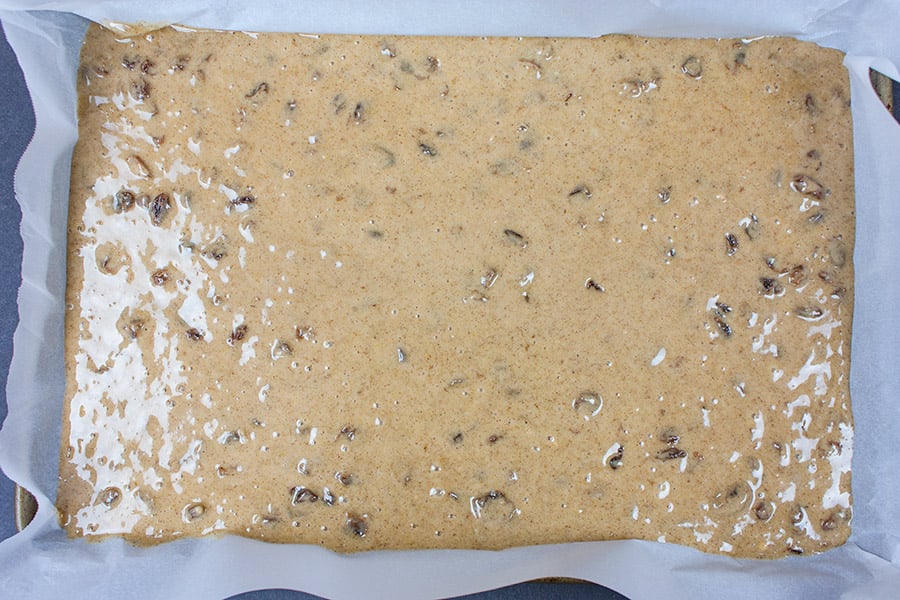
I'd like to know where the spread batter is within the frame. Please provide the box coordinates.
[59,24,855,558]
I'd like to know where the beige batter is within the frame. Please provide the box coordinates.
[59,24,855,558]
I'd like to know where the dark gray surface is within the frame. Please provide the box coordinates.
[0,18,29,545]
[0,19,626,600]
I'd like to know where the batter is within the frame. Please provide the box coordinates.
[59,24,855,558]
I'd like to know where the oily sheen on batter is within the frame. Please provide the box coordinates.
[59,24,855,558]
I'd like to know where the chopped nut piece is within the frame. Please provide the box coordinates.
[182,502,206,523]
[126,155,151,178]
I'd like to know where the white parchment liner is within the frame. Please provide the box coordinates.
[0,2,898,598]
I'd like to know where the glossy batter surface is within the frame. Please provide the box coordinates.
[59,25,855,558]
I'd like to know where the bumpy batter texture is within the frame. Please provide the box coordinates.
[59,24,855,558]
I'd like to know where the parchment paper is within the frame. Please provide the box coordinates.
[0,2,898,598]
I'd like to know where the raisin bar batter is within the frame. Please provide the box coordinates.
[59,24,855,558]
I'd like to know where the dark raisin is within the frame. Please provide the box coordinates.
[232,195,256,206]
[711,312,732,337]
[245,82,269,98]
[585,278,605,292]
[122,57,137,70]
[656,447,687,460]
[425,56,440,72]
[113,190,135,213]
[681,56,702,79]
[202,242,227,261]
[452,432,464,444]
[821,516,837,531]
[754,501,772,521]
[659,428,680,446]
[185,328,203,341]
[789,174,827,200]
[290,486,319,504]
[759,277,784,296]
[132,78,151,100]
[568,184,592,198]
[148,193,171,226]
[140,59,155,75]
[151,269,169,286]
[345,512,368,537]
[335,472,353,486]
[715,301,732,313]
[123,319,144,340]
[487,434,503,444]
[295,325,315,341]
[352,102,365,123]
[339,425,357,441]
[227,324,248,346]
[788,265,806,286]
[608,446,624,469]
[725,232,739,256]
[419,142,437,157]
[804,93,819,116]
[332,94,346,114]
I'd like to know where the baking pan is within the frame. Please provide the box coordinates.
[14,66,898,535]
